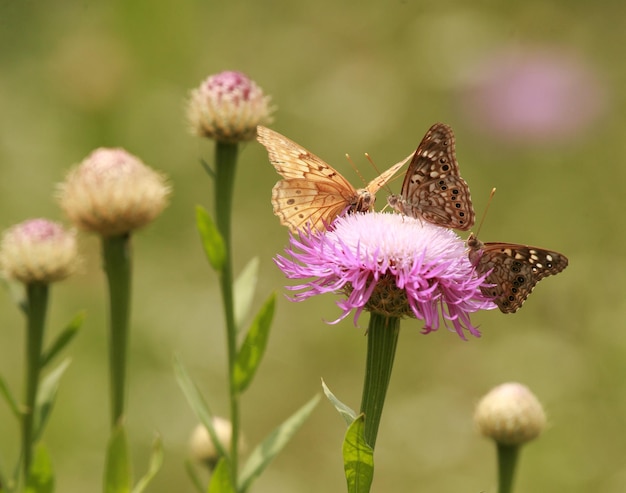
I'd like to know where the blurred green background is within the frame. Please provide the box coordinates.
[0,1,623,492]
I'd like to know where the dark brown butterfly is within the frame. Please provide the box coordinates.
[467,234,568,313]
[387,123,475,230]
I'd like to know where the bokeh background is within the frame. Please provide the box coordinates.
[0,1,623,492]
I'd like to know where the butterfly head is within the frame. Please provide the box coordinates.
[353,189,375,213]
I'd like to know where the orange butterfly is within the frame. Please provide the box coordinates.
[257,126,412,233]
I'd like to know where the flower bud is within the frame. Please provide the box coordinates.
[57,148,170,237]
[189,417,245,468]
[187,70,273,143]
[474,382,546,446]
[0,219,79,284]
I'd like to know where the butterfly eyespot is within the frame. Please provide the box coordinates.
[508,295,515,301]
[455,203,461,209]
[441,163,449,170]
[517,276,525,284]
[287,198,295,205]
[452,189,459,195]
[511,287,518,293]
[459,212,465,217]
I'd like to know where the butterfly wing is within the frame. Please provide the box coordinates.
[257,126,358,232]
[353,151,414,213]
[469,238,569,313]
[390,123,475,230]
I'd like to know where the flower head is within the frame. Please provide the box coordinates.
[189,417,245,469]
[461,47,606,144]
[187,70,274,143]
[57,148,170,237]
[0,219,79,284]
[474,382,547,446]
[275,213,495,339]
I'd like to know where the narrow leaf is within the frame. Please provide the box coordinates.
[234,293,275,393]
[196,206,226,271]
[40,312,84,369]
[24,444,54,493]
[1,277,27,314]
[104,424,132,493]
[239,394,320,492]
[173,356,227,460]
[0,374,20,419]
[33,359,71,441]
[322,379,357,426]
[199,158,215,178]
[343,415,374,493]
[131,435,163,493]
[207,459,236,493]
[234,257,259,329]
[183,460,204,493]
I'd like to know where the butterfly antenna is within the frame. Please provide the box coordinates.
[345,153,368,186]
[474,187,496,237]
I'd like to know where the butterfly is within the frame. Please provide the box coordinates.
[467,233,569,313]
[387,123,475,230]
[257,125,412,233]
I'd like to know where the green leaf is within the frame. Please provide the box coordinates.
[234,257,259,329]
[1,277,27,314]
[239,394,320,492]
[24,443,54,493]
[40,312,84,369]
[183,459,204,493]
[131,435,163,493]
[104,424,132,493]
[33,359,71,441]
[322,379,357,426]
[343,415,374,493]
[207,459,236,493]
[234,293,275,393]
[0,374,20,420]
[173,356,227,460]
[196,206,226,271]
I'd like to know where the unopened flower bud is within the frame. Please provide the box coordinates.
[474,382,546,446]
[57,148,170,237]
[189,417,245,468]
[0,219,78,284]
[187,70,273,143]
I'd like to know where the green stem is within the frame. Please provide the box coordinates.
[360,313,400,449]
[497,443,519,493]
[22,283,49,480]
[102,234,132,428]
[214,142,240,482]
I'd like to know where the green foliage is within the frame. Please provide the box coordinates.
[234,257,260,330]
[40,312,84,369]
[33,359,71,442]
[0,374,19,420]
[173,357,227,460]
[104,425,132,493]
[342,416,373,493]
[131,436,163,493]
[196,206,226,271]
[234,292,275,393]
[322,379,357,425]
[239,394,320,492]
[207,459,236,493]
[24,444,54,493]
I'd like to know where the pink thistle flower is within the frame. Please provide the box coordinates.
[275,213,496,340]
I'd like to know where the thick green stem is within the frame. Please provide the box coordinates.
[360,313,400,449]
[102,234,132,427]
[21,283,49,480]
[497,443,519,493]
[214,141,240,481]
